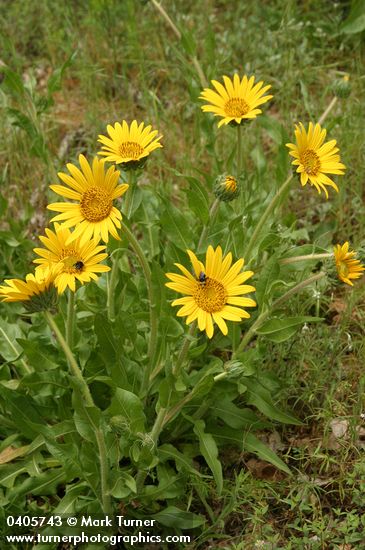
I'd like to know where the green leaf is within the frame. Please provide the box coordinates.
[160,199,193,250]
[193,420,223,494]
[178,174,209,224]
[20,370,68,397]
[0,320,24,362]
[244,379,302,425]
[107,388,146,434]
[94,313,117,365]
[0,391,49,440]
[209,426,290,474]
[6,108,47,161]
[152,506,205,529]
[256,316,323,343]
[257,115,285,145]
[242,432,291,474]
[9,469,68,498]
[341,0,365,34]
[17,338,59,370]
[158,444,204,477]
[52,484,87,514]
[255,256,280,306]
[110,471,136,498]
[1,66,26,98]
[180,29,197,56]
[47,51,77,97]
[213,397,265,429]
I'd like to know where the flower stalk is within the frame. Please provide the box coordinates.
[279,252,332,265]
[44,310,111,513]
[318,97,338,126]
[119,220,158,395]
[66,290,75,349]
[245,173,293,261]
[150,0,207,88]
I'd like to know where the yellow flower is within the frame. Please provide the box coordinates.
[286,122,346,198]
[47,155,128,245]
[97,120,163,169]
[0,265,62,311]
[33,223,110,294]
[334,242,365,286]
[199,74,273,128]
[166,245,256,338]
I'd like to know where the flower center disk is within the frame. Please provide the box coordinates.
[225,98,249,117]
[119,141,144,160]
[60,249,84,273]
[301,149,321,175]
[194,278,227,313]
[80,187,113,222]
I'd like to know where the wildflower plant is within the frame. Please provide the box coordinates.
[0,19,364,542]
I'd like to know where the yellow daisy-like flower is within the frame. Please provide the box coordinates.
[47,155,128,245]
[166,245,256,338]
[33,223,110,294]
[286,122,346,198]
[199,74,273,128]
[0,265,60,303]
[334,242,365,286]
[97,120,163,169]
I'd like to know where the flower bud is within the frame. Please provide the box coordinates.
[214,174,240,202]
[332,75,351,99]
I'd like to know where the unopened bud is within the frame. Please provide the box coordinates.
[332,75,351,99]
[214,174,240,202]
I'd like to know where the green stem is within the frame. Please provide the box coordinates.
[150,0,207,88]
[173,198,220,377]
[234,271,326,356]
[44,311,111,514]
[107,253,119,322]
[318,97,338,126]
[237,124,242,176]
[125,171,136,219]
[45,311,93,406]
[120,220,157,395]
[136,407,167,492]
[279,252,332,265]
[244,173,293,262]
[173,321,196,377]
[66,290,75,349]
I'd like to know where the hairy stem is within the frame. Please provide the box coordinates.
[136,407,167,492]
[237,124,242,175]
[44,311,111,514]
[150,0,207,88]
[66,290,75,349]
[119,221,157,395]
[279,252,332,265]
[244,173,293,262]
[107,254,120,322]
[318,97,338,126]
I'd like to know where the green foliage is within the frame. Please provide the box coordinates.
[0,0,364,546]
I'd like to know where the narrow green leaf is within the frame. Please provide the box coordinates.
[242,432,291,474]
[244,379,302,425]
[152,506,205,529]
[257,316,323,342]
[193,420,223,494]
